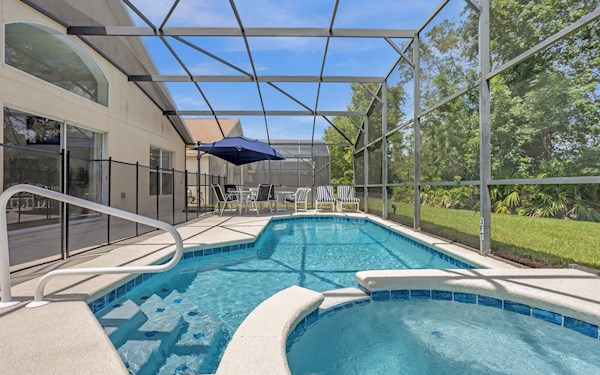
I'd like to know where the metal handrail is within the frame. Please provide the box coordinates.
[0,184,184,308]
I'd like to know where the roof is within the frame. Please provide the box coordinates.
[185,118,242,144]
[185,118,242,156]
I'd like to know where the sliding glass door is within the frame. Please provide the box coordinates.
[2,107,104,227]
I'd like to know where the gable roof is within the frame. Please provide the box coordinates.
[184,118,242,144]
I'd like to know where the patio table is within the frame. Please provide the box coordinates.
[274,190,296,211]
[230,189,254,215]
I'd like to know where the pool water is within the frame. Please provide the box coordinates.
[95,218,472,374]
[287,300,600,375]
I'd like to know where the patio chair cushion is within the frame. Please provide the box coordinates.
[254,184,272,202]
[337,185,359,202]
[317,186,334,202]
[338,197,359,202]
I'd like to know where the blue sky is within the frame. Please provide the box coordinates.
[125,0,452,141]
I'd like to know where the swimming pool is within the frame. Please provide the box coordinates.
[92,217,474,374]
[286,297,600,375]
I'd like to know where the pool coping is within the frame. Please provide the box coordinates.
[218,269,600,375]
[355,269,600,326]
[3,212,585,375]
[216,286,323,375]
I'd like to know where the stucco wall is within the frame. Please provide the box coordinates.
[0,0,187,214]
[0,0,186,164]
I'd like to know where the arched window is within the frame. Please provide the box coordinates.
[4,22,108,106]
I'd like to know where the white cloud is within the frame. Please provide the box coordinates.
[172,94,206,109]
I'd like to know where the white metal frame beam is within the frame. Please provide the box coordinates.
[67,26,417,38]
[128,75,385,83]
[487,8,600,80]
[164,110,366,116]
[464,0,481,12]
[384,38,414,68]
[312,0,340,154]
[228,0,270,143]
[479,0,491,255]
[412,34,421,230]
[121,0,228,138]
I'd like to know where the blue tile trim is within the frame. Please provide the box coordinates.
[564,317,599,339]
[504,300,531,316]
[90,216,474,314]
[478,295,502,309]
[305,310,319,326]
[410,290,431,300]
[532,308,562,326]
[391,290,409,300]
[285,289,600,353]
[431,290,452,301]
[371,290,390,301]
[454,292,476,304]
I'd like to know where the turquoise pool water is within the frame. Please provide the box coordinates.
[287,299,600,375]
[94,217,473,374]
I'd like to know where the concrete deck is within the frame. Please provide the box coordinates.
[0,211,598,375]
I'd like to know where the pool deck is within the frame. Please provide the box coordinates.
[1,211,599,375]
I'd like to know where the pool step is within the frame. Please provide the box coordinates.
[137,294,184,336]
[163,292,229,356]
[117,294,187,375]
[98,299,147,347]
[118,340,162,375]
[157,353,210,375]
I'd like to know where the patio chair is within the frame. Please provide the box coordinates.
[224,184,238,194]
[336,185,360,212]
[268,184,277,205]
[316,185,335,211]
[247,184,273,215]
[211,184,238,215]
[186,189,196,205]
[243,186,258,212]
[285,187,311,212]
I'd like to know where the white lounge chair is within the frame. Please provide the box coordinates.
[316,186,335,211]
[336,185,360,212]
[211,184,238,215]
[285,187,311,212]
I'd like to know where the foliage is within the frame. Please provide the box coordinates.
[323,82,405,185]
[326,1,599,223]
[322,117,355,186]
[369,198,600,269]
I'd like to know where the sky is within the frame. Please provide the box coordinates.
[124,0,459,141]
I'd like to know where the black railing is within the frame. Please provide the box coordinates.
[2,143,226,272]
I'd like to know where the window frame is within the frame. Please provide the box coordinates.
[149,146,174,196]
[4,21,109,107]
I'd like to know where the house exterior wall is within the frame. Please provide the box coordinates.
[0,0,186,217]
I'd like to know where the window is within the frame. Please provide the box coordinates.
[149,147,173,196]
[3,107,105,227]
[4,22,108,106]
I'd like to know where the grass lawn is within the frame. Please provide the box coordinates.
[368,199,600,269]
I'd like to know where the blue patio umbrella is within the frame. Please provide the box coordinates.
[193,137,285,166]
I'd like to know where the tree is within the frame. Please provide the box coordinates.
[322,116,356,185]
[323,82,405,186]
[324,1,599,221]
